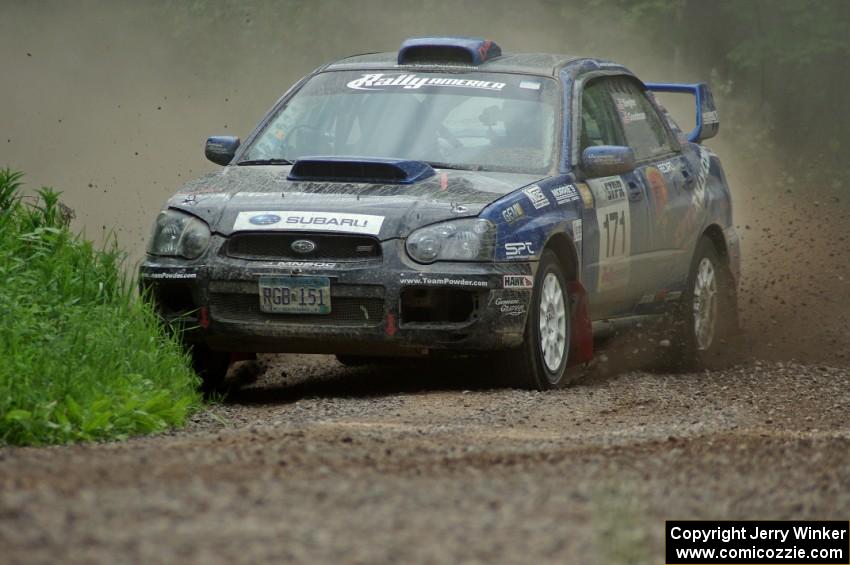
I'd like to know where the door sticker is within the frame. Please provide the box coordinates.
[588,176,631,292]
[645,166,668,227]
[576,182,594,209]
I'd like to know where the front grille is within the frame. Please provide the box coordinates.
[226,233,381,262]
[209,291,384,327]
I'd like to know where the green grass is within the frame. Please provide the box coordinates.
[0,168,202,445]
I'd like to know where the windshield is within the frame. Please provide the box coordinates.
[241,70,559,174]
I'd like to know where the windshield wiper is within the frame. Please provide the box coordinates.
[426,162,484,172]
[237,158,293,166]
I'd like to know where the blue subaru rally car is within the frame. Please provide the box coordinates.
[141,36,740,391]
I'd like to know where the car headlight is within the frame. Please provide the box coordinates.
[406,218,495,263]
[147,209,211,259]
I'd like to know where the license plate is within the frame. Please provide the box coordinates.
[258,276,331,314]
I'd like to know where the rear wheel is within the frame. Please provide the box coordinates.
[497,250,572,390]
[669,236,739,369]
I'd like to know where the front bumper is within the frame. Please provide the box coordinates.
[140,236,535,356]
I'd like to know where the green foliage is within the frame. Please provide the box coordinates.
[0,169,202,445]
[596,0,848,183]
[588,0,685,23]
[723,1,850,70]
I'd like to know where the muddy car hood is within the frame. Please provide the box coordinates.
[167,166,544,239]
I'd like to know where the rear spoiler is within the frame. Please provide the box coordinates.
[645,83,719,143]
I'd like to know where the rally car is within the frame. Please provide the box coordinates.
[141,36,740,391]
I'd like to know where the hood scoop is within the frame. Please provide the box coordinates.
[287,157,436,185]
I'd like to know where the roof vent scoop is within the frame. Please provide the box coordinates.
[288,157,436,185]
[398,36,502,66]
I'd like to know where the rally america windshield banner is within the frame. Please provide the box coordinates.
[346,73,506,92]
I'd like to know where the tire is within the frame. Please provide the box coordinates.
[669,236,739,370]
[335,354,377,367]
[497,249,572,390]
[190,343,231,395]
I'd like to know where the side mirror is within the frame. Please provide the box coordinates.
[580,145,636,178]
[204,136,240,166]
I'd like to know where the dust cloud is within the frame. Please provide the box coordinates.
[2,0,847,364]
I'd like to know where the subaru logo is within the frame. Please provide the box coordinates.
[249,214,281,226]
[291,239,317,254]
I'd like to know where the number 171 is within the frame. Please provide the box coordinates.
[602,210,626,257]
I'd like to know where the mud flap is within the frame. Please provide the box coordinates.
[199,306,210,329]
[567,281,593,366]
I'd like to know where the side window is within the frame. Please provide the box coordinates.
[609,78,676,161]
[579,79,623,152]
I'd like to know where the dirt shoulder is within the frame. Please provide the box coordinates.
[1,355,848,564]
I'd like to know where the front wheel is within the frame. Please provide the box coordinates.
[190,344,231,396]
[669,236,739,369]
[496,250,572,390]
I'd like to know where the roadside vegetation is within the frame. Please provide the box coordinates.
[0,169,201,445]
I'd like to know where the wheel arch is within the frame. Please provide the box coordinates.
[542,231,593,366]
[702,224,729,264]
[543,231,579,281]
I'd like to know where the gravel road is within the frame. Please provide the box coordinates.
[2,350,848,564]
